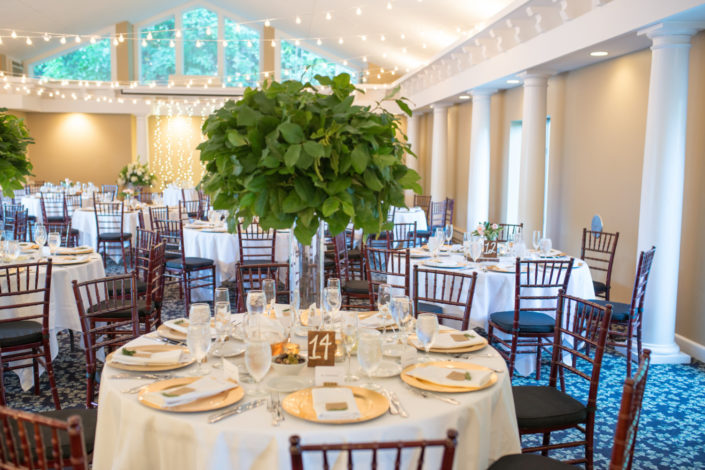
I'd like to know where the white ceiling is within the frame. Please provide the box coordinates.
[0,0,515,71]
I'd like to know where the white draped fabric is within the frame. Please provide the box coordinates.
[393,207,428,232]
[163,187,198,207]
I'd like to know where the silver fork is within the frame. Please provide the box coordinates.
[268,392,281,426]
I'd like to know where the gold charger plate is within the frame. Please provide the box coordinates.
[157,323,187,341]
[401,361,497,393]
[138,377,243,412]
[50,256,91,266]
[56,246,93,255]
[282,386,389,424]
[106,344,193,371]
[486,265,515,273]
[407,334,488,353]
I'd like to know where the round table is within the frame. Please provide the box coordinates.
[0,252,105,390]
[394,207,428,232]
[92,330,520,470]
[163,187,198,207]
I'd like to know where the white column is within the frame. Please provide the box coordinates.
[404,113,420,207]
[466,89,495,230]
[636,22,701,364]
[135,114,149,165]
[518,71,550,236]
[430,104,449,201]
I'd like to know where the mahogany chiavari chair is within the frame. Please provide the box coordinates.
[236,262,290,312]
[198,190,211,221]
[0,406,91,469]
[40,192,78,247]
[178,199,202,221]
[149,205,171,224]
[428,200,447,234]
[413,195,431,218]
[489,351,650,470]
[487,257,574,379]
[132,228,160,296]
[345,229,365,279]
[387,222,418,249]
[332,232,370,310]
[101,184,118,200]
[136,189,155,204]
[1,203,29,241]
[365,246,410,310]
[72,274,139,408]
[444,197,455,226]
[64,194,83,247]
[237,219,277,265]
[589,246,656,376]
[154,218,215,314]
[93,198,132,272]
[509,292,612,469]
[24,182,43,195]
[289,429,458,470]
[413,266,478,330]
[496,223,524,243]
[581,228,620,301]
[0,260,60,409]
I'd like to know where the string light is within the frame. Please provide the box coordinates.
[60,36,66,44]
[147,31,153,40]
[11,31,17,39]
[113,38,118,46]
[264,19,271,27]
[316,38,322,46]
[26,37,32,45]
[43,33,50,42]
[118,33,124,43]
[326,12,332,20]
[356,7,362,15]
[295,16,301,24]
[74,35,81,43]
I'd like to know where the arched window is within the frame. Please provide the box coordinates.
[33,39,111,81]
[182,7,218,76]
[281,41,358,84]
[223,18,259,87]
[140,17,176,84]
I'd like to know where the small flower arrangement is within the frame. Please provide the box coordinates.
[472,222,502,241]
[117,161,156,188]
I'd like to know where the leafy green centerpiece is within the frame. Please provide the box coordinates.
[0,108,34,197]
[197,73,421,245]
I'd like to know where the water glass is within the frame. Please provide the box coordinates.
[47,232,61,255]
[416,313,439,361]
[323,285,342,328]
[389,296,410,354]
[377,284,392,324]
[289,286,301,337]
[213,301,231,357]
[341,311,359,382]
[540,238,553,256]
[5,240,20,263]
[34,224,47,248]
[245,338,272,397]
[470,238,484,266]
[532,230,542,251]
[357,329,382,389]
[215,287,230,307]
[444,223,453,246]
[262,279,276,315]
[187,322,212,375]
[428,233,442,258]
[245,290,265,338]
[189,303,211,324]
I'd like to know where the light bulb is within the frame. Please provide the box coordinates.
[401,33,405,39]
[222,40,227,47]
[43,33,50,42]
[75,35,81,43]
[206,26,212,36]
[246,40,252,48]
[147,32,153,40]
[271,39,276,47]
[326,12,332,20]
[175,29,182,38]
[235,24,241,33]
[361,35,366,41]
[11,31,17,39]
[60,36,66,44]
[343,60,348,66]
[338,37,343,44]
[356,7,362,15]
[381,35,386,41]
[90,36,97,44]
[113,38,119,46]
[26,37,32,45]
[294,39,300,46]
[118,34,124,43]
[387,2,392,9]
[422,43,427,49]
[317,38,322,45]
[402,47,407,53]
[169,39,175,47]
[264,19,271,27]
[142,38,147,47]
[363,56,367,62]
[295,16,301,24]
[196,40,202,48]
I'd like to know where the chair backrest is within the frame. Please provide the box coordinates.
[609,350,651,470]
[93,201,125,238]
[0,260,52,331]
[178,200,202,221]
[198,190,211,220]
[143,241,167,330]
[581,229,620,293]
[149,206,170,224]
[444,198,455,226]
[289,429,458,470]
[332,232,353,281]
[496,223,524,243]
[365,247,409,304]
[413,266,478,330]
[237,220,277,263]
[627,246,656,327]
[40,193,68,225]
[549,291,613,415]
[24,183,42,195]
[136,189,155,204]
[413,195,431,219]
[133,228,160,283]
[2,204,28,241]
[101,185,118,199]
[236,263,290,311]
[428,201,447,232]
[513,258,574,318]
[0,405,88,470]
[153,219,186,265]
[388,222,417,249]
[64,195,83,217]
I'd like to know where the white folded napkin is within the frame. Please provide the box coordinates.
[359,312,395,328]
[164,319,217,337]
[111,347,183,366]
[311,387,361,421]
[410,330,484,350]
[406,365,492,388]
[56,246,92,255]
[142,376,237,407]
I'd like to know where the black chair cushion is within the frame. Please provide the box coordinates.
[47,216,65,223]
[89,299,152,319]
[166,257,214,270]
[592,280,608,296]
[98,232,132,241]
[347,249,362,260]
[418,302,443,314]
[589,299,631,322]
[489,454,573,470]
[38,408,97,456]
[513,386,587,430]
[70,228,79,235]
[416,229,431,237]
[0,321,43,348]
[342,279,369,295]
[490,311,555,333]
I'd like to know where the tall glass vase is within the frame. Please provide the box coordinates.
[289,223,325,324]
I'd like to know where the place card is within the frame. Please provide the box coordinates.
[314,366,344,387]
[307,330,336,367]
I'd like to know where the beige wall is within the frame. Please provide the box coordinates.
[21,112,133,186]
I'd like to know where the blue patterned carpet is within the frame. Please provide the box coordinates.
[2,273,704,469]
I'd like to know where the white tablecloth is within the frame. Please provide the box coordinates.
[20,195,43,219]
[93,333,520,470]
[394,207,428,232]
[0,253,105,390]
[163,188,198,207]
[71,208,142,251]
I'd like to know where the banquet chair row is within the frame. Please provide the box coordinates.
[235,262,290,312]
[93,196,133,272]
[413,196,455,243]
[40,192,81,247]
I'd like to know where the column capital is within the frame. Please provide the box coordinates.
[518,69,553,86]
[430,102,451,111]
[470,88,497,98]
[638,21,704,42]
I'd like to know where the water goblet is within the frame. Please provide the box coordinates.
[323,285,342,328]
[389,296,410,355]
[245,290,265,338]
[415,313,439,362]
[245,338,272,397]
[34,224,47,249]
[262,279,276,316]
[187,322,212,375]
[470,238,484,268]
[357,329,382,390]
[47,232,61,256]
[213,301,231,358]
[444,223,453,247]
[215,287,230,307]
[532,230,542,252]
[341,311,359,382]
[540,237,553,257]
[377,283,392,327]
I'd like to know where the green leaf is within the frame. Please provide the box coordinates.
[395,99,412,117]
[294,178,315,202]
[363,170,383,191]
[321,197,340,217]
[237,105,260,126]
[303,140,325,158]
[283,191,307,213]
[372,153,398,168]
[351,144,370,173]
[279,122,304,144]
[227,130,247,147]
[283,144,302,167]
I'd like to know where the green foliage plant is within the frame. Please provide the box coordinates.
[198,73,421,245]
[0,109,34,197]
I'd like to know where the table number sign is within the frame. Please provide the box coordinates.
[307,330,336,367]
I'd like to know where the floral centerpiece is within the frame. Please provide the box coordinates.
[117,161,156,189]
[472,222,501,241]
[0,108,34,197]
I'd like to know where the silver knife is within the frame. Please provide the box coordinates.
[390,391,408,418]
[208,398,267,424]
[407,386,460,405]
[382,389,398,415]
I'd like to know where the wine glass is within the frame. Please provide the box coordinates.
[323,285,342,329]
[245,290,265,338]
[341,311,359,382]
[47,232,61,256]
[416,313,439,361]
[6,240,20,263]
[470,238,484,267]
[245,338,272,397]
[289,286,300,338]
[357,329,382,390]
[532,230,542,252]
[377,283,392,328]
[215,287,230,309]
[427,232,441,259]
[213,301,231,359]
[390,296,410,352]
[187,322,212,375]
[262,279,276,316]
[34,224,47,250]
[444,223,453,247]
[539,237,553,257]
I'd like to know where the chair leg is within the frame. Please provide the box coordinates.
[33,353,40,395]
[508,333,518,379]
[626,330,633,378]
[183,271,191,315]
[69,330,75,352]
[44,345,61,410]
[535,338,542,381]
[585,420,595,470]
[541,432,551,457]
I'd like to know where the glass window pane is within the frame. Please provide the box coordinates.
[140,17,175,84]
[224,18,259,87]
[33,39,111,81]
[183,8,218,76]
[281,41,358,84]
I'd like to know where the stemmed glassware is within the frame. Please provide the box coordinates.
[341,311,359,382]
[187,303,212,375]
[34,224,47,252]
[388,296,410,356]
[444,223,453,248]
[377,283,392,328]
[532,230,542,252]
[415,313,439,362]
[47,232,61,256]
[245,290,265,338]
[427,230,442,258]
[357,329,382,390]
[213,301,231,360]
[245,338,272,397]
[215,287,230,306]
[4,240,20,263]
[323,285,342,329]
[262,279,276,316]
[470,237,484,268]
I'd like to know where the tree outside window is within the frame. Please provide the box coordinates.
[281,41,358,85]
[140,17,176,84]
[183,7,218,76]
[33,39,111,81]
[224,18,259,87]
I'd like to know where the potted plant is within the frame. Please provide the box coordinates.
[198,73,421,308]
[0,108,34,197]
[117,161,156,191]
